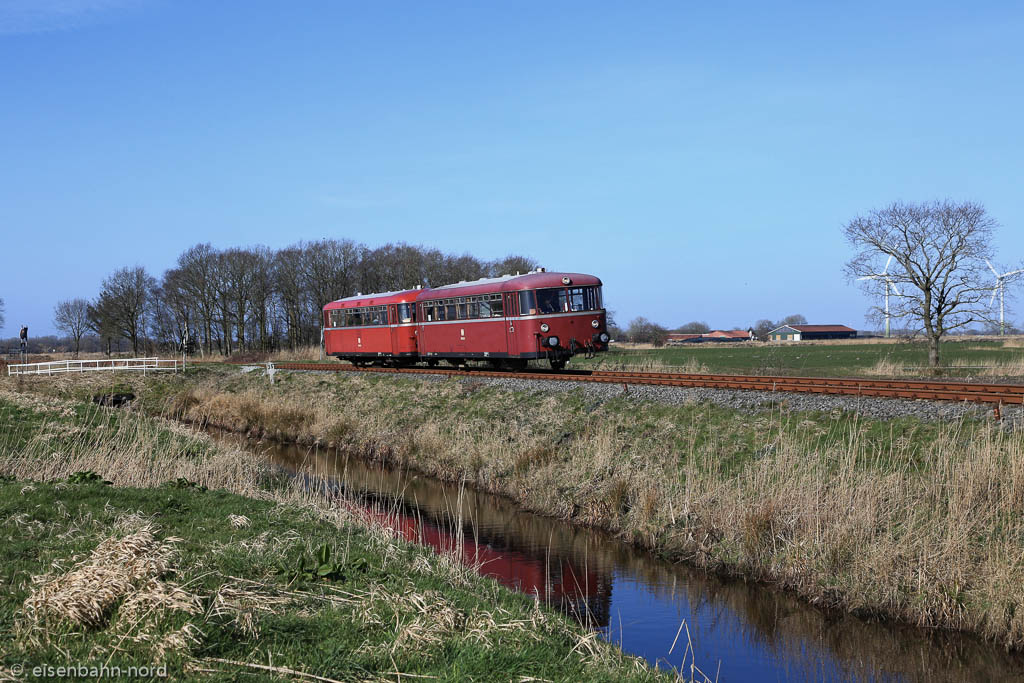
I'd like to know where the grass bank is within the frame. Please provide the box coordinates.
[0,391,665,682]
[8,364,1024,651]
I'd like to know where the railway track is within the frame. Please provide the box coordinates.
[256,361,1024,407]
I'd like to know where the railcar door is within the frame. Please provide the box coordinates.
[504,293,518,358]
[387,305,399,357]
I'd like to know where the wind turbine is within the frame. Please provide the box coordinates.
[987,260,1024,336]
[858,255,902,338]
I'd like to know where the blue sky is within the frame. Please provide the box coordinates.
[2,1,1023,336]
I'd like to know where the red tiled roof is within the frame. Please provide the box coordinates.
[707,330,750,338]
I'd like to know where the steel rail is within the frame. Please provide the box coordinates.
[251,361,1024,406]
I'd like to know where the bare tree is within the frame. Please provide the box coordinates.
[604,310,623,341]
[94,266,157,356]
[221,247,258,351]
[778,314,807,327]
[158,268,197,350]
[626,317,669,346]
[441,253,488,284]
[174,244,219,356]
[53,298,90,357]
[750,319,775,341]
[0,297,4,332]
[87,295,119,356]
[489,254,537,277]
[844,200,998,368]
[246,246,276,351]
[676,321,710,334]
[274,246,309,351]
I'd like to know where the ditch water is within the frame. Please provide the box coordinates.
[213,432,1024,682]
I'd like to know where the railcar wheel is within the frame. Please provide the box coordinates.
[549,359,567,371]
[426,359,438,368]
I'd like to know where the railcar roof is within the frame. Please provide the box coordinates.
[324,288,422,309]
[421,271,602,298]
[322,271,602,309]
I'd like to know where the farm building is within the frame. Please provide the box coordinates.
[666,330,754,344]
[768,324,857,341]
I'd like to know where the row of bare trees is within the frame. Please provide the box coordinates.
[54,240,535,357]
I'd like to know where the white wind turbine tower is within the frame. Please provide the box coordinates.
[858,255,901,338]
[987,260,1024,336]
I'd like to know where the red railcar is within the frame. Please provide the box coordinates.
[322,270,609,370]
[322,288,421,365]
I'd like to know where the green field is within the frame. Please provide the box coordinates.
[573,338,1024,377]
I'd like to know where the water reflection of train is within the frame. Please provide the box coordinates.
[297,448,613,625]
[323,270,610,371]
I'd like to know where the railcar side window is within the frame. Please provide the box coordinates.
[568,287,602,312]
[445,301,457,320]
[568,288,586,312]
[518,290,537,315]
[398,303,415,323]
[536,288,568,314]
[491,296,503,317]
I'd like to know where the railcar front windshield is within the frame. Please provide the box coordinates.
[523,286,602,315]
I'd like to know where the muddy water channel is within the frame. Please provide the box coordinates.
[215,432,1024,682]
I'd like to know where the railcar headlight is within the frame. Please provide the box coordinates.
[540,323,550,333]
[547,336,559,347]
[599,333,610,343]
[591,319,599,328]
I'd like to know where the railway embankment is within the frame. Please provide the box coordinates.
[0,388,663,681]
[8,363,1024,651]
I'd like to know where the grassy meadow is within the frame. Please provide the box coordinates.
[573,337,1024,377]
[0,391,665,682]
[5,363,1024,651]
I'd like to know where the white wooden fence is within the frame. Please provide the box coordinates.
[6,357,180,376]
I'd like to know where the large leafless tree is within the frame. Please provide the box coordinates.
[53,298,90,357]
[844,200,998,368]
[93,266,157,356]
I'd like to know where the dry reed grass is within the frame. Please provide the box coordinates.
[860,355,1024,377]
[21,521,196,633]
[592,356,711,374]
